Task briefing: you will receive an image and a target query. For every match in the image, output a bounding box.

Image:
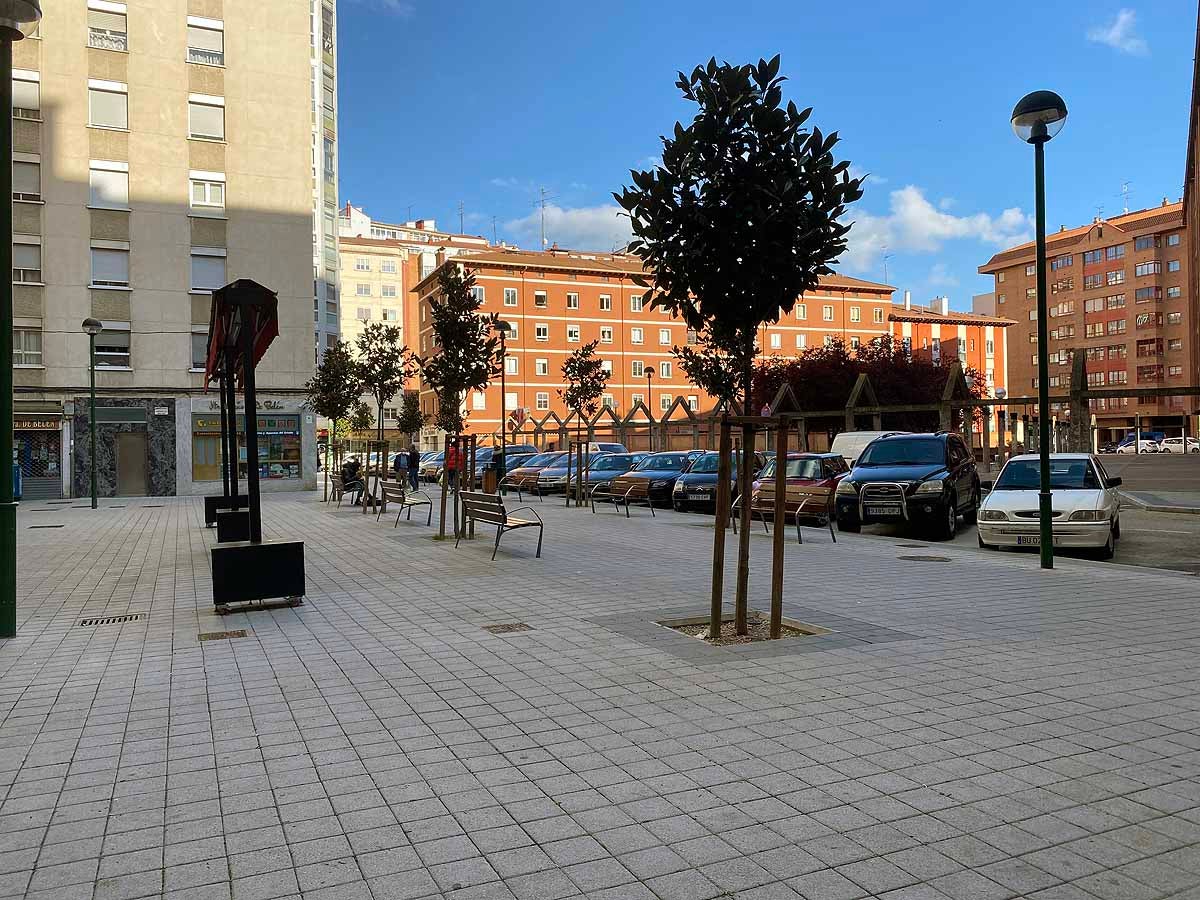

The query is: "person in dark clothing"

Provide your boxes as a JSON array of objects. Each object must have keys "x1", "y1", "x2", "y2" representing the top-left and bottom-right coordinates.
[
  {"x1": 341, "y1": 457, "x2": 364, "y2": 505},
  {"x1": 393, "y1": 450, "x2": 409, "y2": 489},
  {"x1": 408, "y1": 446, "x2": 420, "y2": 491}
]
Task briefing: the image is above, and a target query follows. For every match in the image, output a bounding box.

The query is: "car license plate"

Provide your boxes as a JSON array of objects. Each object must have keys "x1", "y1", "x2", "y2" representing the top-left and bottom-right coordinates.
[
  {"x1": 866, "y1": 504, "x2": 901, "y2": 516},
  {"x1": 1017, "y1": 535, "x2": 1062, "y2": 546},
  {"x1": 688, "y1": 493, "x2": 709, "y2": 500}
]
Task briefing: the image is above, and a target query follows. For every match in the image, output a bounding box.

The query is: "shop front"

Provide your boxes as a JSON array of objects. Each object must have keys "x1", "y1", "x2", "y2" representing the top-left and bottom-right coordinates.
[{"x1": 13, "y1": 412, "x2": 64, "y2": 500}]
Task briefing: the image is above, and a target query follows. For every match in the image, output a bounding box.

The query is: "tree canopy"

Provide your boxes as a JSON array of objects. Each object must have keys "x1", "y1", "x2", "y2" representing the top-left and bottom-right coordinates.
[
  {"x1": 355, "y1": 323, "x2": 413, "y2": 442},
  {"x1": 559, "y1": 340, "x2": 610, "y2": 421},
  {"x1": 304, "y1": 339, "x2": 362, "y2": 436}
]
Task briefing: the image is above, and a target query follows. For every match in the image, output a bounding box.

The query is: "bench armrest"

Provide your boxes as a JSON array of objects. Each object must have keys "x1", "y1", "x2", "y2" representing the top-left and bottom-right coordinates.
[{"x1": 505, "y1": 505, "x2": 543, "y2": 524}]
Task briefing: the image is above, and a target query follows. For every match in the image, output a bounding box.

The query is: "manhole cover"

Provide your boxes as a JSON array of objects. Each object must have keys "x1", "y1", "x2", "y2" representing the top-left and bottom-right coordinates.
[
  {"x1": 79, "y1": 614, "x2": 145, "y2": 627},
  {"x1": 29, "y1": 524, "x2": 63, "y2": 529},
  {"x1": 199, "y1": 630, "x2": 247, "y2": 641},
  {"x1": 482, "y1": 623, "x2": 533, "y2": 635},
  {"x1": 897, "y1": 555, "x2": 951, "y2": 562}
]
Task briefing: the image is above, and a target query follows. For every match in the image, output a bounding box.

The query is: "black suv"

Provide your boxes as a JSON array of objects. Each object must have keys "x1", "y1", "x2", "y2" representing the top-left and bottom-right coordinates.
[{"x1": 834, "y1": 432, "x2": 979, "y2": 540}]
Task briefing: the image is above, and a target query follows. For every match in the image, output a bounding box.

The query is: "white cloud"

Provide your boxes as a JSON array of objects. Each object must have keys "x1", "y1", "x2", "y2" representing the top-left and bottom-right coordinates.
[
  {"x1": 927, "y1": 262, "x2": 959, "y2": 288},
  {"x1": 489, "y1": 176, "x2": 527, "y2": 190},
  {"x1": 850, "y1": 165, "x2": 886, "y2": 186},
  {"x1": 343, "y1": 0, "x2": 415, "y2": 14},
  {"x1": 504, "y1": 203, "x2": 632, "y2": 251},
  {"x1": 1087, "y1": 8, "x2": 1148, "y2": 55},
  {"x1": 841, "y1": 185, "x2": 1032, "y2": 273}
]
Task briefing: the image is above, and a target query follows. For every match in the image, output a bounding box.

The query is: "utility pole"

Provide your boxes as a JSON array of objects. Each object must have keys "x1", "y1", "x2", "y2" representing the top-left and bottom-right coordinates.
[
  {"x1": 491, "y1": 215, "x2": 498, "y2": 246},
  {"x1": 458, "y1": 201, "x2": 464, "y2": 235}
]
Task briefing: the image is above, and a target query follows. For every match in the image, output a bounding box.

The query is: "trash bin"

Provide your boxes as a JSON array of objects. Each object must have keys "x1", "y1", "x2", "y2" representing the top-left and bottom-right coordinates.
[{"x1": 482, "y1": 464, "x2": 498, "y2": 494}]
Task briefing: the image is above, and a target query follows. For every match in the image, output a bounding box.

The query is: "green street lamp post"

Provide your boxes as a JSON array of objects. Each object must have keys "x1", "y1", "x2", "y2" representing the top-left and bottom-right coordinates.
[
  {"x1": 0, "y1": 1, "x2": 43, "y2": 641},
  {"x1": 1011, "y1": 90, "x2": 1068, "y2": 570},
  {"x1": 645, "y1": 368, "x2": 653, "y2": 452},
  {"x1": 495, "y1": 320, "x2": 510, "y2": 484},
  {"x1": 82, "y1": 318, "x2": 102, "y2": 509}
]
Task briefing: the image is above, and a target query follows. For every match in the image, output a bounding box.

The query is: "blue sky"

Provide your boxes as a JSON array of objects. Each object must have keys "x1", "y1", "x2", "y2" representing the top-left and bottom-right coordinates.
[{"x1": 337, "y1": 1, "x2": 1194, "y2": 310}]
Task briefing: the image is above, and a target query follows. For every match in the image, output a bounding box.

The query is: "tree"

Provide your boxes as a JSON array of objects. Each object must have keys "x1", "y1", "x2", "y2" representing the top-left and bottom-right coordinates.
[
  {"x1": 304, "y1": 340, "x2": 363, "y2": 500},
  {"x1": 355, "y1": 323, "x2": 413, "y2": 443},
  {"x1": 559, "y1": 341, "x2": 610, "y2": 504},
  {"x1": 395, "y1": 390, "x2": 426, "y2": 443},
  {"x1": 349, "y1": 401, "x2": 374, "y2": 438},
  {"x1": 615, "y1": 55, "x2": 864, "y2": 636}
]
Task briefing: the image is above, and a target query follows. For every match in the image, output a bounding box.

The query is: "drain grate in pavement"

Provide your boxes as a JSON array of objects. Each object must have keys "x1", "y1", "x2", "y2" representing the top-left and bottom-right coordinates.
[
  {"x1": 898, "y1": 555, "x2": 951, "y2": 562},
  {"x1": 29, "y1": 524, "x2": 64, "y2": 529},
  {"x1": 897, "y1": 543, "x2": 927, "y2": 548},
  {"x1": 482, "y1": 623, "x2": 533, "y2": 635},
  {"x1": 199, "y1": 630, "x2": 247, "y2": 641},
  {"x1": 144, "y1": 504, "x2": 164, "y2": 508},
  {"x1": 79, "y1": 614, "x2": 145, "y2": 627}
]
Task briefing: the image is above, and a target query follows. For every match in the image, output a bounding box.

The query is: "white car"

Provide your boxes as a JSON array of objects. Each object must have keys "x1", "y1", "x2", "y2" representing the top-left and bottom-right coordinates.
[
  {"x1": 1115, "y1": 440, "x2": 1160, "y2": 454},
  {"x1": 976, "y1": 453, "x2": 1121, "y2": 558},
  {"x1": 1158, "y1": 437, "x2": 1200, "y2": 454}
]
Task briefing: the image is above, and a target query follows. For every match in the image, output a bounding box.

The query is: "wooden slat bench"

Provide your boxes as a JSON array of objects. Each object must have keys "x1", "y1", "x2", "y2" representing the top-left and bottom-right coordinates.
[
  {"x1": 457, "y1": 491, "x2": 544, "y2": 559},
  {"x1": 376, "y1": 482, "x2": 433, "y2": 527},
  {"x1": 589, "y1": 479, "x2": 655, "y2": 518}
]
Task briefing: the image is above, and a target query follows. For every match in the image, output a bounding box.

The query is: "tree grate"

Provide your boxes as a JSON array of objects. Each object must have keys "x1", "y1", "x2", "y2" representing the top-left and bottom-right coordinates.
[
  {"x1": 199, "y1": 630, "x2": 247, "y2": 642},
  {"x1": 482, "y1": 623, "x2": 533, "y2": 635},
  {"x1": 79, "y1": 614, "x2": 145, "y2": 627}
]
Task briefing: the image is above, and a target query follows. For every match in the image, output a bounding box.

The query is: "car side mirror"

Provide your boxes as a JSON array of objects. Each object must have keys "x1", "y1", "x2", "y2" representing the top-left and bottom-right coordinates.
[
  {"x1": 1106, "y1": 476, "x2": 1122, "y2": 488},
  {"x1": 980, "y1": 480, "x2": 993, "y2": 495}
]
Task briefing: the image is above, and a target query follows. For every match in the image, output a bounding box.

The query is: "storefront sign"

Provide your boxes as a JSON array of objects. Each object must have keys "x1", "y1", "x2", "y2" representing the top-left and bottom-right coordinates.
[
  {"x1": 14, "y1": 417, "x2": 60, "y2": 431},
  {"x1": 201, "y1": 399, "x2": 286, "y2": 412}
]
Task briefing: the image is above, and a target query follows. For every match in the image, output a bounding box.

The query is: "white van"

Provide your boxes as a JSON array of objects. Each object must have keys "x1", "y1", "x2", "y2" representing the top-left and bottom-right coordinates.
[{"x1": 830, "y1": 430, "x2": 904, "y2": 466}]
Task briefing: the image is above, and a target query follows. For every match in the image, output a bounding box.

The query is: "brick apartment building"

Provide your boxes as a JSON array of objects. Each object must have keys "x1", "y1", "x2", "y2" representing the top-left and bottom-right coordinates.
[
  {"x1": 413, "y1": 248, "x2": 1012, "y2": 450},
  {"x1": 980, "y1": 201, "x2": 1193, "y2": 438}
]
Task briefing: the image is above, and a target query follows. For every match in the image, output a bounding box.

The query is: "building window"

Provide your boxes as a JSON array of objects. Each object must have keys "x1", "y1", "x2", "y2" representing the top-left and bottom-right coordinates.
[
  {"x1": 190, "y1": 332, "x2": 209, "y2": 370},
  {"x1": 87, "y1": 3, "x2": 127, "y2": 52},
  {"x1": 535, "y1": 323, "x2": 548, "y2": 341},
  {"x1": 535, "y1": 392, "x2": 549, "y2": 411},
  {"x1": 189, "y1": 173, "x2": 225, "y2": 214},
  {"x1": 631, "y1": 360, "x2": 644, "y2": 378},
  {"x1": 1083, "y1": 250, "x2": 1103, "y2": 265},
  {"x1": 630, "y1": 327, "x2": 643, "y2": 344},
  {"x1": 188, "y1": 95, "x2": 225, "y2": 140},
  {"x1": 1168, "y1": 365, "x2": 1183, "y2": 378},
  {"x1": 631, "y1": 393, "x2": 644, "y2": 407},
  {"x1": 600, "y1": 360, "x2": 612, "y2": 375},
  {"x1": 567, "y1": 324, "x2": 580, "y2": 342},
  {"x1": 602, "y1": 395, "x2": 615, "y2": 410},
  {"x1": 472, "y1": 391, "x2": 486, "y2": 410},
  {"x1": 873, "y1": 307, "x2": 884, "y2": 323},
  {"x1": 1135, "y1": 261, "x2": 1161, "y2": 277},
  {"x1": 599, "y1": 294, "x2": 611, "y2": 311},
  {"x1": 1025, "y1": 264, "x2": 1036, "y2": 275},
  {"x1": 1167, "y1": 312, "x2": 1183, "y2": 326},
  {"x1": 12, "y1": 159, "x2": 38, "y2": 202},
  {"x1": 659, "y1": 361, "x2": 671, "y2": 378},
  {"x1": 11, "y1": 239, "x2": 39, "y2": 283},
  {"x1": 95, "y1": 329, "x2": 131, "y2": 367},
  {"x1": 566, "y1": 292, "x2": 579, "y2": 309},
  {"x1": 1108, "y1": 293, "x2": 1127, "y2": 309},
  {"x1": 599, "y1": 326, "x2": 613, "y2": 343},
  {"x1": 797, "y1": 304, "x2": 807, "y2": 320},
  {"x1": 88, "y1": 80, "x2": 128, "y2": 130},
  {"x1": 769, "y1": 333, "x2": 781, "y2": 349},
  {"x1": 355, "y1": 257, "x2": 370, "y2": 271},
  {"x1": 1169, "y1": 338, "x2": 1184, "y2": 352},
  {"x1": 997, "y1": 271, "x2": 1007, "y2": 282},
  {"x1": 1135, "y1": 235, "x2": 1160, "y2": 251},
  {"x1": 381, "y1": 259, "x2": 396, "y2": 274},
  {"x1": 382, "y1": 308, "x2": 398, "y2": 322},
  {"x1": 535, "y1": 358, "x2": 548, "y2": 376},
  {"x1": 822, "y1": 305, "x2": 834, "y2": 321},
  {"x1": 355, "y1": 283, "x2": 370, "y2": 297},
  {"x1": 1168, "y1": 233, "x2": 1181, "y2": 246},
  {"x1": 12, "y1": 71, "x2": 39, "y2": 120},
  {"x1": 190, "y1": 250, "x2": 226, "y2": 292},
  {"x1": 381, "y1": 284, "x2": 397, "y2": 298},
  {"x1": 187, "y1": 18, "x2": 225, "y2": 66},
  {"x1": 659, "y1": 328, "x2": 670, "y2": 345},
  {"x1": 534, "y1": 291, "x2": 547, "y2": 308},
  {"x1": 90, "y1": 247, "x2": 128, "y2": 287},
  {"x1": 1083, "y1": 274, "x2": 1103, "y2": 290},
  {"x1": 823, "y1": 335, "x2": 833, "y2": 347},
  {"x1": 849, "y1": 306, "x2": 861, "y2": 323},
  {"x1": 1107, "y1": 319, "x2": 1127, "y2": 335},
  {"x1": 13, "y1": 328, "x2": 41, "y2": 366},
  {"x1": 630, "y1": 295, "x2": 643, "y2": 312},
  {"x1": 470, "y1": 286, "x2": 485, "y2": 304},
  {"x1": 997, "y1": 294, "x2": 1005, "y2": 304},
  {"x1": 1106, "y1": 270, "x2": 1125, "y2": 286},
  {"x1": 985, "y1": 339, "x2": 994, "y2": 355},
  {"x1": 850, "y1": 336, "x2": 860, "y2": 350},
  {"x1": 503, "y1": 288, "x2": 518, "y2": 306},
  {"x1": 660, "y1": 395, "x2": 672, "y2": 412},
  {"x1": 1168, "y1": 260, "x2": 1181, "y2": 273},
  {"x1": 1135, "y1": 287, "x2": 1160, "y2": 303},
  {"x1": 795, "y1": 334, "x2": 806, "y2": 349},
  {"x1": 504, "y1": 357, "x2": 518, "y2": 375},
  {"x1": 1105, "y1": 245, "x2": 1125, "y2": 261},
  {"x1": 502, "y1": 321, "x2": 516, "y2": 339},
  {"x1": 1050, "y1": 255, "x2": 1072, "y2": 270}
]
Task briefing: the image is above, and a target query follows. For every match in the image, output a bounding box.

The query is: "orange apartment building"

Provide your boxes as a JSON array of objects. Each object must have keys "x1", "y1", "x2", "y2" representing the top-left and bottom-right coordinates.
[
  {"x1": 980, "y1": 200, "x2": 1195, "y2": 438},
  {"x1": 412, "y1": 248, "x2": 1012, "y2": 450}
]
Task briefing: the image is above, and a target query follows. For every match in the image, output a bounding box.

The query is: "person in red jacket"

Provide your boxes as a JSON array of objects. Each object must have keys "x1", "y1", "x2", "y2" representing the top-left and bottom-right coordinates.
[{"x1": 445, "y1": 439, "x2": 461, "y2": 490}]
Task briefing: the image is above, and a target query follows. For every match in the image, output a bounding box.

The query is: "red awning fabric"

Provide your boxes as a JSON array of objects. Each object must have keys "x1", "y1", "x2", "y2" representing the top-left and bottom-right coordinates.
[{"x1": 203, "y1": 279, "x2": 280, "y2": 391}]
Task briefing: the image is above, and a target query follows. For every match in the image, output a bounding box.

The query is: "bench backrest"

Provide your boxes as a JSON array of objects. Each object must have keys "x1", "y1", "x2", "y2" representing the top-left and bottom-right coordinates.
[
  {"x1": 460, "y1": 490, "x2": 509, "y2": 525},
  {"x1": 381, "y1": 483, "x2": 408, "y2": 502}
]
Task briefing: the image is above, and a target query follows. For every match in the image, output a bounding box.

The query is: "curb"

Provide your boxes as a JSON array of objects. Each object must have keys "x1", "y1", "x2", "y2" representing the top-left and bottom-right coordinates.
[{"x1": 1118, "y1": 491, "x2": 1200, "y2": 516}]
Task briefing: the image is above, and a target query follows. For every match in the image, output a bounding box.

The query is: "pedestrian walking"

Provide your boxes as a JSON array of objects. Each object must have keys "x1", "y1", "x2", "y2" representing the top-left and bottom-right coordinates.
[
  {"x1": 393, "y1": 449, "x2": 409, "y2": 491},
  {"x1": 408, "y1": 445, "x2": 420, "y2": 491},
  {"x1": 445, "y1": 439, "x2": 461, "y2": 491}
]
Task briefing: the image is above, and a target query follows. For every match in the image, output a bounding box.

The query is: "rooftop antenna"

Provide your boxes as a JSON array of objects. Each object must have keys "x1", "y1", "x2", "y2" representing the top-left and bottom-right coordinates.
[
  {"x1": 1095, "y1": 204, "x2": 1104, "y2": 221},
  {"x1": 1120, "y1": 181, "x2": 1132, "y2": 214},
  {"x1": 491, "y1": 215, "x2": 498, "y2": 245},
  {"x1": 406, "y1": 204, "x2": 413, "y2": 221},
  {"x1": 881, "y1": 245, "x2": 895, "y2": 284},
  {"x1": 537, "y1": 187, "x2": 557, "y2": 249},
  {"x1": 458, "y1": 200, "x2": 465, "y2": 235}
]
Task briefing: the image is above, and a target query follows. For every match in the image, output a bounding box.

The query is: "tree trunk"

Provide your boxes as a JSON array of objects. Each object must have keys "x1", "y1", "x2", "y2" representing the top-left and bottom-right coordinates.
[
  {"x1": 769, "y1": 417, "x2": 787, "y2": 638},
  {"x1": 438, "y1": 433, "x2": 450, "y2": 539},
  {"x1": 709, "y1": 415, "x2": 732, "y2": 639},
  {"x1": 734, "y1": 339, "x2": 754, "y2": 635}
]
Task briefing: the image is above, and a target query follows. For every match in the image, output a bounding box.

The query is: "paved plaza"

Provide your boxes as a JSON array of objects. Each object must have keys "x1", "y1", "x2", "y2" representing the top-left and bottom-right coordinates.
[{"x1": 2, "y1": 490, "x2": 1200, "y2": 900}]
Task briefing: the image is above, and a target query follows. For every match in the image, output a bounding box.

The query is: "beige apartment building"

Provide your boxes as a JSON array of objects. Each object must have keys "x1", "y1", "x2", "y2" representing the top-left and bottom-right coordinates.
[{"x1": 11, "y1": 1, "x2": 326, "y2": 499}]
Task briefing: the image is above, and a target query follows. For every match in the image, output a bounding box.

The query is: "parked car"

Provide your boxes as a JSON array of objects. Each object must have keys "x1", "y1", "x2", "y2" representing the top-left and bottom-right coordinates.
[
  {"x1": 584, "y1": 442, "x2": 628, "y2": 454},
  {"x1": 536, "y1": 452, "x2": 610, "y2": 494},
  {"x1": 1115, "y1": 440, "x2": 1161, "y2": 454},
  {"x1": 671, "y1": 450, "x2": 765, "y2": 512},
  {"x1": 419, "y1": 451, "x2": 445, "y2": 482},
  {"x1": 502, "y1": 452, "x2": 568, "y2": 493},
  {"x1": 583, "y1": 453, "x2": 646, "y2": 490},
  {"x1": 835, "y1": 432, "x2": 980, "y2": 540},
  {"x1": 749, "y1": 452, "x2": 849, "y2": 520},
  {"x1": 606, "y1": 451, "x2": 697, "y2": 506},
  {"x1": 977, "y1": 453, "x2": 1121, "y2": 558},
  {"x1": 1098, "y1": 441, "x2": 1119, "y2": 454},
  {"x1": 1158, "y1": 437, "x2": 1200, "y2": 454},
  {"x1": 830, "y1": 430, "x2": 905, "y2": 466}
]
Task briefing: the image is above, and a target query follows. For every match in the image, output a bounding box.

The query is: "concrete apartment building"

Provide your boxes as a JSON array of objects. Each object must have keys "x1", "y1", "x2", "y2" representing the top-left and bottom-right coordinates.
[
  {"x1": 11, "y1": 1, "x2": 325, "y2": 500},
  {"x1": 980, "y1": 201, "x2": 1193, "y2": 437},
  {"x1": 412, "y1": 248, "x2": 1011, "y2": 450},
  {"x1": 312, "y1": 0, "x2": 340, "y2": 359}
]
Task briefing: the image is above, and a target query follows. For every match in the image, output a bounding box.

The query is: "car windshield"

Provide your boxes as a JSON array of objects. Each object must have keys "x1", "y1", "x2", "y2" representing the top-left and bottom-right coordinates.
[
  {"x1": 520, "y1": 453, "x2": 559, "y2": 468},
  {"x1": 760, "y1": 458, "x2": 824, "y2": 479},
  {"x1": 994, "y1": 459, "x2": 1100, "y2": 491},
  {"x1": 635, "y1": 454, "x2": 689, "y2": 471},
  {"x1": 687, "y1": 453, "x2": 722, "y2": 474},
  {"x1": 425, "y1": 453, "x2": 443, "y2": 464},
  {"x1": 591, "y1": 456, "x2": 632, "y2": 471},
  {"x1": 474, "y1": 448, "x2": 494, "y2": 462},
  {"x1": 857, "y1": 439, "x2": 944, "y2": 467}
]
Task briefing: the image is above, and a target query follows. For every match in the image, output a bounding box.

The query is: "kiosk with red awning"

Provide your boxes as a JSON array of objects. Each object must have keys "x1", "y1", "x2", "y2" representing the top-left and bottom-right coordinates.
[{"x1": 205, "y1": 279, "x2": 305, "y2": 612}]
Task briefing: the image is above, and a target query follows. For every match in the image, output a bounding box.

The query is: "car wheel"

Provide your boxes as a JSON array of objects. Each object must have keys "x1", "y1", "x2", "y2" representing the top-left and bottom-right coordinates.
[
  {"x1": 963, "y1": 486, "x2": 979, "y2": 525},
  {"x1": 1112, "y1": 516, "x2": 1121, "y2": 540},
  {"x1": 930, "y1": 497, "x2": 957, "y2": 541},
  {"x1": 1098, "y1": 528, "x2": 1116, "y2": 560},
  {"x1": 837, "y1": 518, "x2": 861, "y2": 534},
  {"x1": 673, "y1": 501, "x2": 686, "y2": 513},
  {"x1": 977, "y1": 533, "x2": 996, "y2": 551}
]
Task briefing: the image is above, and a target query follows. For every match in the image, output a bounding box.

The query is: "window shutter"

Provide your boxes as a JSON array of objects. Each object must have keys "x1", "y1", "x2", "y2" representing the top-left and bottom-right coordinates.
[
  {"x1": 12, "y1": 78, "x2": 37, "y2": 111},
  {"x1": 13, "y1": 161, "x2": 39, "y2": 196},
  {"x1": 191, "y1": 255, "x2": 226, "y2": 290},
  {"x1": 91, "y1": 248, "x2": 128, "y2": 283},
  {"x1": 189, "y1": 103, "x2": 224, "y2": 139},
  {"x1": 13, "y1": 244, "x2": 40, "y2": 270},
  {"x1": 187, "y1": 25, "x2": 223, "y2": 52},
  {"x1": 90, "y1": 89, "x2": 128, "y2": 129}
]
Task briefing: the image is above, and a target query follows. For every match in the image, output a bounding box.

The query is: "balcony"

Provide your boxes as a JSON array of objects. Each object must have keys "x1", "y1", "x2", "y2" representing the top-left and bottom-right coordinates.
[
  {"x1": 188, "y1": 47, "x2": 224, "y2": 66},
  {"x1": 88, "y1": 28, "x2": 128, "y2": 52}
]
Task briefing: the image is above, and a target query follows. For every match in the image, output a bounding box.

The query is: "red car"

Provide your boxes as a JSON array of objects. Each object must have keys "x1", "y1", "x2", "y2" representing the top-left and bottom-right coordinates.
[{"x1": 750, "y1": 452, "x2": 849, "y2": 520}]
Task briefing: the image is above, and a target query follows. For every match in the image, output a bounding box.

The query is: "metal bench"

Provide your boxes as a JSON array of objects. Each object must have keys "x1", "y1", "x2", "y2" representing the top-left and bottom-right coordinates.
[
  {"x1": 457, "y1": 491, "x2": 544, "y2": 559},
  {"x1": 497, "y1": 473, "x2": 543, "y2": 502},
  {"x1": 329, "y1": 474, "x2": 346, "y2": 506},
  {"x1": 731, "y1": 489, "x2": 837, "y2": 544},
  {"x1": 377, "y1": 482, "x2": 433, "y2": 527},
  {"x1": 589, "y1": 480, "x2": 655, "y2": 517}
]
